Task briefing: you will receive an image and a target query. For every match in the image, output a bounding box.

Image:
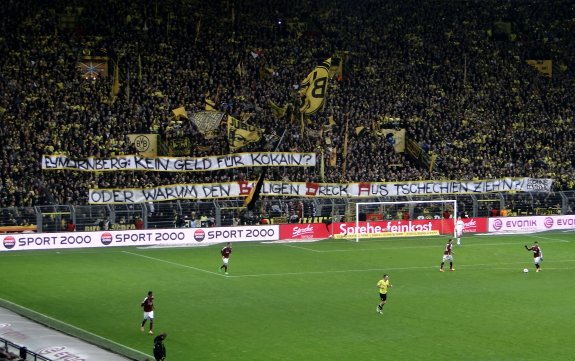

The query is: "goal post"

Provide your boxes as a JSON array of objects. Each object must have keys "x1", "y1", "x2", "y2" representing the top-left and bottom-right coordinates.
[{"x1": 353, "y1": 200, "x2": 458, "y2": 242}]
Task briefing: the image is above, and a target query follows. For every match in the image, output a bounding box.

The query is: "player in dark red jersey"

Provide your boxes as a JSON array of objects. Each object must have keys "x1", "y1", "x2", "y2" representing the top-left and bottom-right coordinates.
[
  {"x1": 219, "y1": 242, "x2": 232, "y2": 275},
  {"x1": 439, "y1": 238, "x2": 455, "y2": 272},
  {"x1": 525, "y1": 241, "x2": 543, "y2": 272},
  {"x1": 141, "y1": 291, "x2": 155, "y2": 334}
]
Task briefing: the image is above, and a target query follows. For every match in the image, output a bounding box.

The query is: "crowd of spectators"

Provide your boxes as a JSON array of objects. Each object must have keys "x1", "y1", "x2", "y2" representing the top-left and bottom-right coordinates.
[{"x1": 1, "y1": 0, "x2": 574, "y2": 208}]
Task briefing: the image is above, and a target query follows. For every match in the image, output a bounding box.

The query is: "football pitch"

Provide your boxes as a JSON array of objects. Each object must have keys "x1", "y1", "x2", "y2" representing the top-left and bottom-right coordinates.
[{"x1": 1, "y1": 231, "x2": 575, "y2": 361}]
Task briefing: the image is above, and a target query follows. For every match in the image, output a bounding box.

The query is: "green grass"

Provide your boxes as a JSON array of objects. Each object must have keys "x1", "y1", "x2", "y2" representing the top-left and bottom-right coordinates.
[{"x1": 1, "y1": 231, "x2": 575, "y2": 361}]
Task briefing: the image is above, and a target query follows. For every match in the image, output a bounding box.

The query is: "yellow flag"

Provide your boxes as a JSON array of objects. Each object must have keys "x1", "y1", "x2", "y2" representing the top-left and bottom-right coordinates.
[
  {"x1": 205, "y1": 98, "x2": 216, "y2": 111},
  {"x1": 235, "y1": 61, "x2": 246, "y2": 78},
  {"x1": 343, "y1": 119, "x2": 349, "y2": 158},
  {"x1": 138, "y1": 54, "x2": 142, "y2": 81},
  {"x1": 320, "y1": 150, "x2": 325, "y2": 181},
  {"x1": 342, "y1": 118, "x2": 349, "y2": 174},
  {"x1": 329, "y1": 147, "x2": 337, "y2": 167},
  {"x1": 111, "y1": 61, "x2": 120, "y2": 97},
  {"x1": 526, "y1": 60, "x2": 552, "y2": 78},
  {"x1": 172, "y1": 107, "x2": 188, "y2": 119},
  {"x1": 300, "y1": 58, "x2": 331, "y2": 114},
  {"x1": 269, "y1": 100, "x2": 288, "y2": 119}
]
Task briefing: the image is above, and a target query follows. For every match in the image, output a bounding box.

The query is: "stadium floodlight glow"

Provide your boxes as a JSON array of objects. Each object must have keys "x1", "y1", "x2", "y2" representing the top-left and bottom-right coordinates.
[{"x1": 353, "y1": 200, "x2": 458, "y2": 242}]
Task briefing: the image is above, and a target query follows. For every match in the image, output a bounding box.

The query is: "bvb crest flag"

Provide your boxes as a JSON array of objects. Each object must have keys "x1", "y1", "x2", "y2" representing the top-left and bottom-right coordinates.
[{"x1": 299, "y1": 58, "x2": 331, "y2": 115}]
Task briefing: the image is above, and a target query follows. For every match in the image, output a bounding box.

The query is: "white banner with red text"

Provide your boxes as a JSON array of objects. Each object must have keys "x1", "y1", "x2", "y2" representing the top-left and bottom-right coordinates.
[{"x1": 88, "y1": 178, "x2": 553, "y2": 204}]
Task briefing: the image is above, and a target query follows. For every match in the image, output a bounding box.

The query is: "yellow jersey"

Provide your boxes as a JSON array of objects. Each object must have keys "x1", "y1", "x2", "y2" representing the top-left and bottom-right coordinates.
[{"x1": 377, "y1": 279, "x2": 391, "y2": 294}]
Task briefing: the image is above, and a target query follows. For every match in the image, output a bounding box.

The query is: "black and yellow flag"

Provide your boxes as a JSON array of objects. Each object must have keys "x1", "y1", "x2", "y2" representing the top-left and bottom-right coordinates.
[
  {"x1": 342, "y1": 118, "x2": 349, "y2": 173},
  {"x1": 526, "y1": 60, "x2": 552, "y2": 78},
  {"x1": 111, "y1": 61, "x2": 120, "y2": 97},
  {"x1": 227, "y1": 116, "x2": 264, "y2": 152},
  {"x1": 243, "y1": 169, "x2": 266, "y2": 210},
  {"x1": 355, "y1": 126, "x2": 366, "y2": 136},
  {"x1": 138, "y1": 54, "x2": 142, "y2": 81},
  {"x1": 236, "y1": 61, "x2": 246, "y2": 78},
  {"x1": 299, "y1": 58, "x2": 331, "y2": 115},
  {"x1": 205, "y1": 98, "x2": 216, "y2": 111},
  {"x1": 269, "y1": 100, "x2": 288, "y2": 119}
]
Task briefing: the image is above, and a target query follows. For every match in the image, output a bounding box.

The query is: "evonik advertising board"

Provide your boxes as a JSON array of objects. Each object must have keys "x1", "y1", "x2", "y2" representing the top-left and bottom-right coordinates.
[
  {"x1": 1, "y1": 225, "x2": 279, "y2": 251},
  {"x1": 489, "y1": 215, "x2": 575, "y2": 233}
]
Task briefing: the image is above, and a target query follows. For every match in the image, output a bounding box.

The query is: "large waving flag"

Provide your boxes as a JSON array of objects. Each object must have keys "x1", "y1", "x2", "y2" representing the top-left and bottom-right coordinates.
[
  {"x1": 243, "y1": 169, "x2": 266, "y2": 211},
  {"x1": 227, "y1": 116, "x2": 263, "y2": 152},
  {"x1": 299, "y1": 58, "x2": 331, "y2": 115}
]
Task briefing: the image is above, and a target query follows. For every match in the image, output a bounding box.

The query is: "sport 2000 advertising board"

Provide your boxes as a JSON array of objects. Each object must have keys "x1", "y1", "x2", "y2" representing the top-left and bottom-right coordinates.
[{"x1": 1, "y1": 225, "x2": 279, "y2": 252}]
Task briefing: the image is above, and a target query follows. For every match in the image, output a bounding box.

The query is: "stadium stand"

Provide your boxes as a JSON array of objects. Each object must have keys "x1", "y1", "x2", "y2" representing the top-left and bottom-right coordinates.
[{"x1": 0, "y1": 0, "x2": 573, "y2": 213}]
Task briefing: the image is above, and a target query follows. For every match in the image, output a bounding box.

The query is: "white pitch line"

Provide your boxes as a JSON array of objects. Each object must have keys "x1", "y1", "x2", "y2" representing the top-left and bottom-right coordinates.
[
  {"x1": 281, "y1": 244, "x2": 322, "y2": 252},
  {"x1": 526, "y1": 234, "x2": 571, "y2": 243},
  {"x1": 221, "y1": 259, "x2": 575, "y2": 278},
  {"x1": 0, "y1": 298, "x2": 151, "y2": 359},
  {"x1": 123, "y1": 250, "x2": 575, "y2": 278},
  {"x1": 286, "y1": 238, "x2": 571, "y2": 253},
  {"x1": 122, "y1": 251, "x2": 223, "y2": 276}
]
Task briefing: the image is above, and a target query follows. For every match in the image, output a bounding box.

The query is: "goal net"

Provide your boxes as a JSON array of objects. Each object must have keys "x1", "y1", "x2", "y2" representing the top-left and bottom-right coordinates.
[{"x1": 348, "y1": 200, "x2": 458, "y2": 242}]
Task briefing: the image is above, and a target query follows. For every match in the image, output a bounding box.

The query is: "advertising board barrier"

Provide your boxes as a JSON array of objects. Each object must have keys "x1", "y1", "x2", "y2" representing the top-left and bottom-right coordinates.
[
  {"x1": 489, "y1": 215, "x2": 575, "y2": 233},
  {"x1": 278, "y1": 218, "x2": 488, "y2": 241},
  {"x1": 11, "y1": 214, "x2": 575, "y2": 250},
  {"x1": 1, "y1": 225, "x2": 279, "y2": 252},
  {"x1": 279, "y1": 223, "x2": 332, "y2": 240}
]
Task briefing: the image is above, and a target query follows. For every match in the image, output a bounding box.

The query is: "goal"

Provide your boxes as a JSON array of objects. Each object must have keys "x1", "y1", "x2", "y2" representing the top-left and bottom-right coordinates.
[{"x1": 352, "y1": 200, "x2": 458, "y2": 242}]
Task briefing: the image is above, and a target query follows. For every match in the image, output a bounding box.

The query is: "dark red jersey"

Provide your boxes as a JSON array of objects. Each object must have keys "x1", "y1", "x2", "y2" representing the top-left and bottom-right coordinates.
[
  {"x1": 528, "y1": 245, "x2": 542, "y2": 258},
  {"x1": 221, "y1": 246, "x2": 232, "y2": 259},
  {"x1": 142, "y1": 296, "x2": 154, "y2": 312},
  {"x1": 443, "y1": 242, "x2": 452, "y2": 256}
]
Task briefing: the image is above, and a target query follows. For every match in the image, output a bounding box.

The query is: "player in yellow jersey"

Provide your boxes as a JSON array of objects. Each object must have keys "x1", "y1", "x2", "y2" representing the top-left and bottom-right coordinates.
[{"x1": 376, "y1": 274, "x2": 392, "y2": 315}]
